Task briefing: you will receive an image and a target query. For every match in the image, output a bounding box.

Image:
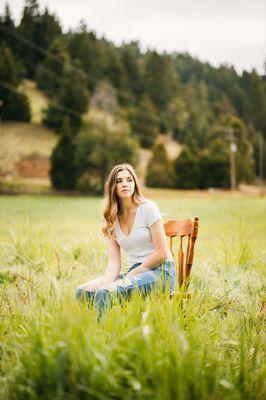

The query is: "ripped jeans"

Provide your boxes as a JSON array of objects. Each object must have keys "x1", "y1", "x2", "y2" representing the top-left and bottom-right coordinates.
[{"x1": 76, "y1": 260, "x2": 176, "y2": 318}]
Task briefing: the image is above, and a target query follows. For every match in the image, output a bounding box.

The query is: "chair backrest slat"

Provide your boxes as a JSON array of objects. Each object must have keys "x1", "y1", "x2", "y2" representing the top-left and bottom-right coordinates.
[
  {"x1": 164, "y1": 217, "x2": 199, "y2": 293},
  {"x1": 178, "y1": 236, "x2": 184, "y2": 288}
]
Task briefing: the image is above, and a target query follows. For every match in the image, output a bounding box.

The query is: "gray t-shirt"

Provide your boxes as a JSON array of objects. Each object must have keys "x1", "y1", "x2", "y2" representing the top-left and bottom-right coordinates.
[{"x1": 114, "y1": 199, "x2": 174, "y2": 267}]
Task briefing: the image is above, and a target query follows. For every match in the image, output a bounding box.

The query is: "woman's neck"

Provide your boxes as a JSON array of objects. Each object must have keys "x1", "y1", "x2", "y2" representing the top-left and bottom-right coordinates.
[{"x1": 119, "y1": 198, "x2": 137, "y2": 215}]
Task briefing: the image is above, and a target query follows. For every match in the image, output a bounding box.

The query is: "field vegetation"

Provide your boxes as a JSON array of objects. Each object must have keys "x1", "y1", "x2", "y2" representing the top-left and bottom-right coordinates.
[{"x1": 0, "y1": 192, "x2": 265, "y2": 399}]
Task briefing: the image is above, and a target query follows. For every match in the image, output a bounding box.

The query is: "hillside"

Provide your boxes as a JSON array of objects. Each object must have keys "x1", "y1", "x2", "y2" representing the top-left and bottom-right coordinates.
[
  {"x1": 0, "y1": 122, "x2": 57, "y2": 179},
  {"x1": 0, "y1": 80, "x2": 181, "y2": 185},
  {"x1": 18, "y1": 79, "x2": 49, "y2": 124}
]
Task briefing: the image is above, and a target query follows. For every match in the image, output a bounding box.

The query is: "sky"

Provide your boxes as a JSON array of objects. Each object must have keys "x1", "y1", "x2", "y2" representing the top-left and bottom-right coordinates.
[{"x1": 1, "y1": 0, "x2": 266, "y2": 75}]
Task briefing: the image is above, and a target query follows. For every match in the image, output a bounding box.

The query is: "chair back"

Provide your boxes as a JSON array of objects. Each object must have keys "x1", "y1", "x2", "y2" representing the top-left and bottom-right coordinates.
[{"x1": 164, "y1": 217, "x2": 199, "y2": 291}]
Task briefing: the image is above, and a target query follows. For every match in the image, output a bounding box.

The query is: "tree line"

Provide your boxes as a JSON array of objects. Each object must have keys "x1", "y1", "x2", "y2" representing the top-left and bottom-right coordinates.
[{"x1": 0, "y1": 0, "x2": 265, "y2": 191}]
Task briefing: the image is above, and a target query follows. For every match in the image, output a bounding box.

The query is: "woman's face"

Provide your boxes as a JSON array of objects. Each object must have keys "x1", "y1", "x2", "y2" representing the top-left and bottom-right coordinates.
[{"x1": 115, "y1": 169, "x2": 135, "y2": 199}]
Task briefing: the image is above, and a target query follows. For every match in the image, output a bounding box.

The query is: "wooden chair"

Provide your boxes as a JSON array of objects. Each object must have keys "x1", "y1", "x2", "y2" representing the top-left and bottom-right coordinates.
[{"x1": 164, "y1": 217, "x2": 199, "y2": 297}]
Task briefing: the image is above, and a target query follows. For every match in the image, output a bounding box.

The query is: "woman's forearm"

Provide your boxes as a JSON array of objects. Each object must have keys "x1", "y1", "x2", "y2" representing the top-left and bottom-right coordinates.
[
  {"x1": 104, "y1": 263, "x2": 122, "y2": 282},
  {"x1": 126, "y1": 251, "x2": 167, "y2": 276}
]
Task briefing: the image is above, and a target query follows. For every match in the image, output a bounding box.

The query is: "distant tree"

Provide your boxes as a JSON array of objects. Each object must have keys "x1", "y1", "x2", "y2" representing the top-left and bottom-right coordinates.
[
  {"x1": 246, "y1": 70, "x2": 266, "y2": 134},
  {"x1": 0, "y1": 46, "x2": 30, "y2": 121},
  {"x1": 228, "y1": 115, "x2": 255, "y2": 183},
  {"x1": 43, "y1": 61, "x2": 89, "y2": 132},
  {"x1": 50, "y1": 117, "x2": 77, "y2": 190},
  {"x1": 17, "y1": 0, "x2": 61, "y2": 77},
  {"x1": 161, "y1": 96, "x2": 189, "y2": 136},
  {"x1": 36, "y1": 38, "x2": 69, "y2": 96},
  {"x1": 173, "y1": 147, "x2": 201, "y2": 189},
  {"x1": 120, "y1": 42, "x2": 143, "y2": 102},
  {"x1": 144, "y1": 51, "x2": 178, "y2": 111},
  {"x1": 1, "y1": 91, "x2": 30, "y2": 121},
  {"x1": 146, "y1": 142, "x2": 175, "y2": 188},
  {"x1": 130, "y1": 95, "x2": 159, "y2": 149},
  {"x1": 104, "y1": 45, "x2": 127, "y2": 94},
  {"x1": 0, "y1": 3, "x2": 17, "y2": 51},
  {"x1": 66, "y1": 21, "x2": 105, "y2": 91},
  {"x1": 17, "y1": 0, "x2": 41, "y2": 77},
  {"x1": 74, "y1": 121, "x2": 139, "y2": 194},
  {"x1": 34, "y1": 7, "x2": 61, "y2": 54},
  {"x1": 198, "y1": 141, "x2": 230, "y2": 188}
]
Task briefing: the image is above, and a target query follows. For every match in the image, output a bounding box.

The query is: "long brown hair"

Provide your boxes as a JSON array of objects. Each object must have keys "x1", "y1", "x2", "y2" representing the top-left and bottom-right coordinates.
[{"x1": 102, "y1": 164, "x2": 144, "y2": 237}]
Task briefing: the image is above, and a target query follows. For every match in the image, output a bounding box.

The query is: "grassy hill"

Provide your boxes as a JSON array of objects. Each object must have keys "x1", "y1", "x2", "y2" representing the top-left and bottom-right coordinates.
[
  {"x1": 0, "y1": 80, "x2": 182, "y2": 191},
  {"x1": 18, "y1": 79, "x2": 49, "y2": 124}
]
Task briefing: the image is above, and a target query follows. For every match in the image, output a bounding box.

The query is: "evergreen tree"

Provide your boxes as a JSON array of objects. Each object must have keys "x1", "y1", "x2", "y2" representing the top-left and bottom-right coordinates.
[
  {"x1": 146, "y1": 142, "x2": 175, "y2": 188},
  {"x1": 36, "y1": 38, "x2": 69, "y2": 96},
  {"x1": 67, "y1": 21, "x2": 105, "y2": 91},
  {"x1": 17, "y1": 0, "x2": 40, "y2": 77},
  {"x1": 198, "y1": 141, "x2": 230, "y2": 188},
  {"x1": 0, "y1": 3, "x2": 17, "y2": 51},
  {"x1": 18, "y1": 0, "x2": 61, "y2": 77},
  {"x1": 0, "y1": 46, "x2": 30, "y2": 121},
  {"x1": 130, "y1": 95, "x2": 159, "y2": 149},
  {"x1": 34, "y1": 7, "x2": 61, "y2": 53},
  {"x1": 144, "y1": 51, "x2": 178, "y2": 111},
  {"x1": 43, "y1": 61, "x2": 89, "y2": 132},
  {"x1": 50, "y1": 117, "x2": 77, "y2": 190},
  {"x1": 120, "y1": 42, "x2": 143, "y2": 102},
  {"x1": 174, "y1": 147, "x2": 201, "y2": 189}
]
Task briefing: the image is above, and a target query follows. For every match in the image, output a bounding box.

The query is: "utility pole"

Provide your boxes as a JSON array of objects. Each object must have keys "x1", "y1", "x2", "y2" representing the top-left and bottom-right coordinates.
[{"x1": 228, "y1": 127, "x2": 237, "y2": 191}]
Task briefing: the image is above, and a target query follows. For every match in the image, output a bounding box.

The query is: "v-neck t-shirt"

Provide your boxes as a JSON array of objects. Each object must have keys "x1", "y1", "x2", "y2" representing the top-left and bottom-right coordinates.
[{"x1": 114, "y1": 200, "x2": 174, "y2": 267}]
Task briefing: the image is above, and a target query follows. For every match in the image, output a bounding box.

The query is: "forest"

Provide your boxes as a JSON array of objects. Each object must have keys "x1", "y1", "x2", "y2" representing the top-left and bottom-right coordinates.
[{"x1": 0, "y1": 0, "x2": 265, "y2": 191}]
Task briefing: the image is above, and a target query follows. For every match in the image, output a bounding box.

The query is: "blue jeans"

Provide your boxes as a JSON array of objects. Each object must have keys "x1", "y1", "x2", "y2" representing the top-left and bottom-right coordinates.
[{"x1": 76, "y1": 260, "x2": 176, "y2": 319}]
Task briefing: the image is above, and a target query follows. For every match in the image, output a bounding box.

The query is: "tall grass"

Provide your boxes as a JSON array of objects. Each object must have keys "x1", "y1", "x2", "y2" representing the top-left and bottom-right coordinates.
[{"x1": 0, "y1": 194, "x2": 265, "y2": 399}]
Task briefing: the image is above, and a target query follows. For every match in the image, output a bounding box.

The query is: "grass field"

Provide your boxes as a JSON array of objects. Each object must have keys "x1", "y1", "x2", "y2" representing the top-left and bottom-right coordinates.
[{"x1": 0, "y1": 192, "x2": 265, "y2": 399}]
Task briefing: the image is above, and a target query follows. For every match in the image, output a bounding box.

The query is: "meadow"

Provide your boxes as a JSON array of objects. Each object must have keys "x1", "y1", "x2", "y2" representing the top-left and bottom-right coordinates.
[{"x1": 0, "y1": 191, "x2": 265, "y2": 400}]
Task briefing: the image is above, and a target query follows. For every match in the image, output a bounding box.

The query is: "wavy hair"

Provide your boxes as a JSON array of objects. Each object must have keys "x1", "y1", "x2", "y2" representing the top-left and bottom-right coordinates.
[{"x1": 102, "y1": 164, "x2": 145, "y2": 237}]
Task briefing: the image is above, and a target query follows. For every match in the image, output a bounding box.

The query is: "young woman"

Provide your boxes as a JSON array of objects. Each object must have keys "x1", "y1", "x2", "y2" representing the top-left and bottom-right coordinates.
[{"x1": 76, "y1": 163, "x2": 176, "y2": 317}]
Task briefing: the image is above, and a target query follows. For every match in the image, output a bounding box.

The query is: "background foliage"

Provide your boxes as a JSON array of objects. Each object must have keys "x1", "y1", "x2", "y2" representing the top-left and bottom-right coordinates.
[{"x1": 0, "y1": 0, "x2": 265, "y2": 191}]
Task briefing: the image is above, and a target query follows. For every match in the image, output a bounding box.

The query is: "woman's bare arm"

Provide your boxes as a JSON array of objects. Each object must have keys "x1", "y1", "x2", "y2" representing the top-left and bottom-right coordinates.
[
  {"x1": 103, "y1": 235, "x2": 122, "y2": 282},
  {"x1": 126, "y1": 220, "x2": 168, "y2": 276}
]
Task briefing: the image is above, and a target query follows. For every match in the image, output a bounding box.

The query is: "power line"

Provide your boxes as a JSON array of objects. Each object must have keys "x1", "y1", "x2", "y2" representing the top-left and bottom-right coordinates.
[
  {"x1": 0, "y1": 80, "x2": 83, "y2": 118},
  {"x1": 0, "y1": 23, "x2": 137, "y2": 102},
  {"x1": 0, "y1": 27, "x2": 161, "y2": 144},
  {"x1": 0, "y1": 79, "x2": 160, "y2": 145}
]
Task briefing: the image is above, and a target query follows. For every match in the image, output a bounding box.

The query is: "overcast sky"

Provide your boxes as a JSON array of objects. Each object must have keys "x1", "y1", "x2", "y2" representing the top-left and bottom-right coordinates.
[{"x1": 2, "y1": 0, "x2": 266, "y2": 74}]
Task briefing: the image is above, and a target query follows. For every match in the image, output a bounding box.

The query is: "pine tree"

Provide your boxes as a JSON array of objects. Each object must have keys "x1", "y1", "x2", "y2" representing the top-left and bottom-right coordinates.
[
  {"x1": 174, "y1": 147, "x2": 201, "y2": 189},
  {"x1": 43, "y1": 61, "x2": 89, "y2": 132},
  {"x1": 50, "y1": 117, "x2": 77, "y2": 190},
  {"x1": 0, "y1": 46, "x2": 30, "y2": 121},
  {"x1": 131, "y1": 95, "x2": 159, "y2": 149},
  {"x1": 144, "y1": 51, "x2": 178, "y2": 111},
  {"x1": 36, "y1": 38, "x2": 69, "y2": 95},
  {"x1": 18, "y1": 0, "x2": 61, "y2": 77},
  {"x1": 146, "y1": 142, "x2": 175, "y2": 188},
  {"x1": 0, "y1": 4, "x2": 17, "y2": 51},
  {"x1": 67, "y1": 22, "x2": 105, "y2": 91}
]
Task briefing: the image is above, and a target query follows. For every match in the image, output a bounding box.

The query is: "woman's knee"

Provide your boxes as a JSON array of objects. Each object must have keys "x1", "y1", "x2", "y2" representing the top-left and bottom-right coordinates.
[{"x1": 75, "y1": 287, "x2": 94, "y2": 302}]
